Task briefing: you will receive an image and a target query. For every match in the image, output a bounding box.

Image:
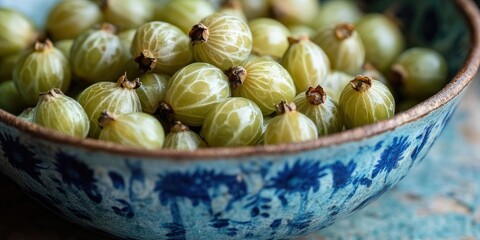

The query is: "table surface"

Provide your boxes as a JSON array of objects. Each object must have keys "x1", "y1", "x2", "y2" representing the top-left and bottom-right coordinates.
[{"x1": 1, "y1": 81, "x2": 479, "y2": 240}]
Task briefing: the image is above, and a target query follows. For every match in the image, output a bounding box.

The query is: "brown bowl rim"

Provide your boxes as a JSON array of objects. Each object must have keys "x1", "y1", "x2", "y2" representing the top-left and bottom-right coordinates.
[{"x1": 1, "y1": 0, "x2": 480, "y2": 161}]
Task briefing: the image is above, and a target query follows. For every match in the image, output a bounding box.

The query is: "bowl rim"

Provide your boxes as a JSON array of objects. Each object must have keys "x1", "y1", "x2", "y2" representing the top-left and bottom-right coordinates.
[{"x1": 1, "y1": 0, "x2": 480, "y2": 161}]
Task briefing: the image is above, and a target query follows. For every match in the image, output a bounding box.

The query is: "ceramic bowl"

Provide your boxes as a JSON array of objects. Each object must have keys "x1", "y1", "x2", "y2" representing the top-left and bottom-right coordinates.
[{"x1": 1, "y1": 0, "x2": 480, "y2": 239}]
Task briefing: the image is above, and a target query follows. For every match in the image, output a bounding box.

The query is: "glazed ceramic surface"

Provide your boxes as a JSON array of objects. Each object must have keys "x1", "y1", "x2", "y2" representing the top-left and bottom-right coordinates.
[{"x1": 0, "y1": 0, "x2": 477, "y2": 239}]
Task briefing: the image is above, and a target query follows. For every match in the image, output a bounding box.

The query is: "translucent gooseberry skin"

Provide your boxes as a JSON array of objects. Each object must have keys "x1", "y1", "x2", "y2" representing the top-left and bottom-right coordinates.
[
  {"x1": 98, "y1": 111, "x2": 164, "y2": 149},
  {"x1": 239, "y1": 0, "x2": 270, "y2": 20},
  {"x1": 229, "y1": 57, "x2": 296, "y2": 115},
  {"x1": 313, "y1": 23, "x2": 366, "y2": 75},
  {"x1": 0, "y1": 52, "x2": 21, "y2": 82},
  {"x1": 164, "y1": 121, "x2": 207, "y2": 150},
  {"x1": 339, "y1": 75, "x2": 395, "y2": 129},
  {"x1": 248, "y1": 18, "x2": 290, "y2": 59},
  {"x1": 155, "y1": 0, "x2": 215, "y2": 34},
  {"x1": 54, "y1": 39, "x2": 73, "y2": 60},
  {"x1": 131, "y1": 21, "x2": 192, "y2": 75},
  {"x1": 70, "y1": 24, "x2": 124, "y2": 83},
  {"x1": 322, "y1": 70, "x2": 354, "y2": 103},
  {"x1": 270, "y1": 0, "x2": 319, "y2": 26},
  {"x1": 356, "y1": 14, "x2": 405, "y2": 73},
  {"x1": 17, "y1": 107, "x2": 35, "y2": 122},
  {"x1": 0, "y1": 9, "x2": 36, "y2": 57},
  {"x1": 264, "y1": 102, "x2": 318, "y2": 145},
  {"x1": 312, "y1": 0, "x2": 363, "y2": 30},
  {"x1": 255, "y1": 114, "x2": 273, "y2": 145},
  {"x1": 101, "y1": 0, "x2": 154, "y2": 30},
  {"x1": 391, "y1": 47, "x2": 448, "y2": 100},
  {"x1": 163, "y1": 62, "x2": 231, "y2": 126},
  {"x1": 46, "y1": 0, "x2": 101, "y2": 41},
  {"x1": 0, "y1": 80, "x2": 28, "y2": 115},
  {"x1": 118, "y1": 29, "x2": 137, "y2": 63},
  {"x1": 136, "y1": 73, "x2": 169, "y2": 114},
  {"x1": 13, "y1": 40, "x2": 71, "y2": 106},
  {"x1": 200, "y1": 97, "x2": 263, "y2": 147},
  {"x1": 282, "y1": 36, "x2": 331, "y2": 94},
  {"x1": 77, "y1": 74, "x2": 142, "y2": 138},
  {"x1": 294, "y1": 86, "x2": 344, "y2": 136},
  {"x1": 190, "y1": 13, "x2": 253, "y2": 70},
  {"x1": 33, "y1": 88, "x2": 90, "y2": 138}
]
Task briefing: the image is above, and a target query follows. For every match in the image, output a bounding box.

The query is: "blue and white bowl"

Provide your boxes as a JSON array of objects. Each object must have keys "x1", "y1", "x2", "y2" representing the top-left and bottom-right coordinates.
[{"x1": 1, "y1": 0, "x2": 480, "y2": 239}]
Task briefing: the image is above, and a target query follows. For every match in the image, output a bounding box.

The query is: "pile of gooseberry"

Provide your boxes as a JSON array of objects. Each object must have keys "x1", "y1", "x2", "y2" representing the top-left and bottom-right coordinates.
[{"x1": 0, "y1": 0, "x2": 448, "y2": 150}]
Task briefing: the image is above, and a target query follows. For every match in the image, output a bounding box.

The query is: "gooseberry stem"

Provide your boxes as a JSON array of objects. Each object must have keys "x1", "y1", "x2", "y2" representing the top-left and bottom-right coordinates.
[
  {"x1": 117, "y1": 72, "x2": 142, "y2": 90},
  {"x1": 156, "y1": 102, "x2": 175, "y2": 123},
  {"x1": 275, "y1": 101, "x2": 296, "y2": 115},
  {"x1": 306, "y1": 85, "x2": 327, "y2": 105},
  {"x1": 226, "y1": 66, "x2": 247, "y2": 89},
  {"x1": 100, "y1": 22, "x2": 117, "y2": 34},
  {"x1": 189, "y1": 23, "x2": 209, "y2": 45},
  {"x1": 39, "y1": 88, "x2": 63, "y2": 101},
  {"x1": 98, "y1": 111, "x2": 116, "y2": 129},
  {"x1": 334, "y1": 23, "x2": 355, "y2": 40},
  {"x1": 34, "y1": 39, "x2": 54, "y2": 52},
  {"x1": 287, "y1": 35, "x2": 310, "y2": 45},
  {"x1": 134, "y1": 50, "x2": 157, "y2": 74},
  {"x1": 170, "y1": 121, "x2": 190, "y2": 133},
  {"x1": 350, "y1": 75, "x2": 372, "y2": 93}
]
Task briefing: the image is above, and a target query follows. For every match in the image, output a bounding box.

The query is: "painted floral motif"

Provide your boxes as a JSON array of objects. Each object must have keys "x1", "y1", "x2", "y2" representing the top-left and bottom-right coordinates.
[
  {"x1": 372, "y1": 136, "x2": 411, "y2": 181},
  {"x1": 54, "y1": 151, "x2": 102, "y2": 203},
  {"x1": 0, "y1": 132, "x2": 44, "y2": 185}
]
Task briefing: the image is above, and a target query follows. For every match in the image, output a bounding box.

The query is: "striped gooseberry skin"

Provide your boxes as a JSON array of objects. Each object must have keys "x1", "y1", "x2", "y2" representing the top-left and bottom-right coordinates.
[
  {"x1": 101, "y1": 0, "x2": 154, "y2": 30},
  {"x1": 33, "y1": 89, "x2": 89, "y2": 138},
  {"x1": 136, "y1": 73, "x2": 169, "y2": 114},
  {"x1": 190, "y1": 12, "x2": 252, "y2": 70},
  {"x1": 163, "y1": 62, "x2": 231, "y2": 126},
  {"x1": 13, "y1": 40, "x2": 71, "y2": 106},
  {"x1": 294, "y1": 86, "x2": 344, "y2": 136},
  {"x1": 200, "y1": 97, "x2": 263, "y2": 147},
  {"x1": 248, "y1": 18, "x2": 290, "y2": 59},
  {"x1": 164, "y1": 121, "x2": 207, "y2": 150},
  {"x1": 228, "y1": 57, "x2": 296, "y2": 115},
  {"x1": 0, "y1": 9, "x2": 37, "y2": 57},
  {"x1": 313, "y1": 23, "x2": 365, "y2": 75},
  {"x1": 322, "y1": 70, "x2": 354, "y2": 103},
  {"x1": 282, "y1": 35, "x2": 330, "y2": 94},
  {"x1": 46, "y1": 0, "x2": 101, "y2": 41},
  {"x1": 77, "y1": 74, "x2": 142, "y2": 138},
  {"x1": 98, "y1": 111, "x2": 164, "y2": 149},
  {"x1": 264, "y1": 101, "x2": 318, "y2": 145},
  {"x1": 155, "y1": 0, "x2": 215, "y2": 34},
  {"x1": 356, "y1": 14, "x2": 405, "y2": 73},
  {"x1": 339, "y1": 75, "x2": 395, "y2": 129},
  {"x1": 70, "y1": 24, "x2": 124, "y2": 83},
  {"x1": 131, "y1": 21, "x2": 192, "y2": 75}
]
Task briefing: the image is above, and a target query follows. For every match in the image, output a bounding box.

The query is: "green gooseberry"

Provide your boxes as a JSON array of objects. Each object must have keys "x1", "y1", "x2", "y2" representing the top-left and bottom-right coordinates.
[
  {"x1": 248, "y1": 18, "x2": 290, "y2": 59},
  {"x1": 131, "y1": 21, "x2": 192, "y2": 75},
  {"x1": 155, "y1": 0, "x2": 215, "y2": 34},
  {"x1": 101, "y1": 0, "x2": 154, "y2": 30},
  {"x1": 118, "y1": 29, "x2": 137, "y2": 63},
  {"x1": 313, "y1": 23, "x2": 365, "y2": 75},
  {"x1": 160, "y1": 62, "x2": 231, "y2": 126},
  {"x1": 322, "y1": 70, "x2": 354, "y2": 103},
  {"x1": 288, "y1": 25, "x2": 316, "y2": 38},
  {"x1": 13, "y1": 40, "x2": 71, "y2": 106},
  {"x1": 312, "y1": 0, "x2": 363, "y2": 30},
  {"x1": 136, "y1": 73, "x2": 169, "y2": 114},
  {"x1": 77, "y1": 73, "x2": 142, "y2": 138},
  {"x1": 0, "y1": 8, "x2": 37, "y2": 57},
  {"x1": 70, "y1": 23, "x2": 124, "y2": 83},
  {"x1": 339, "y1": 75, "x2": 395, "y2": 129},
  {"x1": 390, "y1": 47, "x2": 448, "y2": 100},
  {"x1": 164, "y1": 121, "x2": 207, "y2": 150},
  {"x1": 0, "y1": 52, "x2": 21, "y2": 82},
  {"x1": 264, "y1": 101, "x2": 318, "y2": 145},
  {"x1": 98, "y1": 111, "x2": 164, "y2": 149},
  {"x1": 33, "y1": 88, "x2": 89, "y2": 138},
  {"x1": 239, "y1": 0, "x2": 270, "y2": 20},
  {"x1": 46, "y1": 0, "x2": 101, "y2": 41},
  {"x1": 0, "y1": 80, "x2": 28, "y2": 114},
  {"x1": 356, "y1": 14, "x2": 405, "y2": 73},
  {"x1": 282, "y1": 35, "x2": 330, "y2": 93},
  {"x1": 226, "y1": 57, "x2": 296, "y2": 115},
  {"x1": 294, "y1": 85, "x2": 344, "y2": 136},
  {"x1": 270, "y1": 0, "x2": 319, "y2": 26},
  {"x1": 200, "y1": 97, "x2": 263, "y2": 147},
  {"x1": 190, "y1": 12, "x2": 252, "y2": 70}
]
